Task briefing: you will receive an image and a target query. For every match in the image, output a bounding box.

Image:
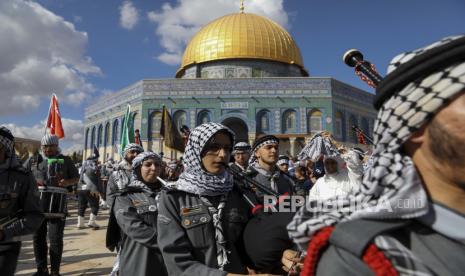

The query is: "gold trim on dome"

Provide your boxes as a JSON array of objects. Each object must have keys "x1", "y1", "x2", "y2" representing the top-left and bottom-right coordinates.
[{"x1": 176, "y1": 13, "x2": 307, "y2": 77}]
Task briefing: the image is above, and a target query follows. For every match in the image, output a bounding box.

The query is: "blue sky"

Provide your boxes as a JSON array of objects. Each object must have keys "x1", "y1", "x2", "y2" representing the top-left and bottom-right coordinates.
[{"x1": 1, "y1": 0, "x2": 464, "y2": 152}]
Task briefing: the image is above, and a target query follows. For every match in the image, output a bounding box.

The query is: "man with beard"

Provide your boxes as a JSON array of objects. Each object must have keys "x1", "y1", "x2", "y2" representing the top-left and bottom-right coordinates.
[
  {"x1": 0, "y1": 127, "x2": 43, "y2": 276},
  {"x1": 26, "y1": 134, "x2": 79, "y2": 276},
  {"x1": 287, "y1": 35, "x2": 465, "y2": 275},
  {"x1": 230, "y1": 142, "x2": 251, "y2": 172},
  {"x1": 308, "y1": 152, "x2": 363, "y2": 201}
]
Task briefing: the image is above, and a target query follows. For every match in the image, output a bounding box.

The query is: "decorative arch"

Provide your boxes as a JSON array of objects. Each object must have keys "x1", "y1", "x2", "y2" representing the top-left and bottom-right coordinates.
[
  {"x1": 308, "y1": 109, "x2": 323, "y2": 133},
  {"x1": 348, "y1": 114, "x2": 358, "y2": 143},
  {"x1": 150, "y1": 111, "x2": 163, "y2": 140},
  {"x1": 112, "y1": 119, "x2": 119, "y2": 145},
  {"x1": 334, "y1": 111, "x2": 344, "y2": 138},
  {"x1": 197, "y1": 110, "x2": 211, "y2": 125},
  {"x1": 104, "y1": 122, "x2": 111, "y2": 147},
  {"x1": 97, "y1": 124, "x2": 103, "y2": 147},
  {"x1": 256, "y1": 109, "x2": 271, "y2": 134},
  {"x1": 173, "y1": 110, "x2": 187, "y2": 131},
  {"x1": 361, "y1": 117, "x2": 369, "y2": 136},
  {"x1": 90, "y1": 126, "x2": 96, "y2": 148},
  {"x1": 282, "y1": 109, "x2": 297, "y2": 133},
  {"x1": 132, "y1": 112, "x2": 141, "y2": 131},
  {"x1": 85, "y1": 128, "x2": 90, "y2": 149}
]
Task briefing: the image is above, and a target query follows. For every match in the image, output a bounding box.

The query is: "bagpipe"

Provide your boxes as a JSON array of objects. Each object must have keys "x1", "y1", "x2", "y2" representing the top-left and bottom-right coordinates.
[
  {"x1": 227, "y1": 164, "x2": 296, "y2": 274},
  {"x1": 343, "y1": 49, "x2": 383, "y2": 88}
]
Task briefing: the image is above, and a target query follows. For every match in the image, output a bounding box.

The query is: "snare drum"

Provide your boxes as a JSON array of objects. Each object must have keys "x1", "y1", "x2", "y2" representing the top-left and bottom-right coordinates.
[{"x1": 38, "y1": 186, "x2": 68, "y2": 218}]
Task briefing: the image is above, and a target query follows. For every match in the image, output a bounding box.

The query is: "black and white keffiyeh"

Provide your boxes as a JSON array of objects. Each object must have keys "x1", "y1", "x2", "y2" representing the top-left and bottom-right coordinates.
[
  {"x1": 128, "y1": 151, "x2": 163, "y2": 193},
  {"x1": 232, "y1": 142, "x2": 251, "y2": 155},
  {"x1": 175, "y1": 122, "x2": 235, "y2": 196},
  {"x1": 288, "y1": 35, "x2": 465, "y2": 266},
  {"x1": 122, "y1": 143, "x2": 144, "y2": 158},
  {"x1": 297, "y1": 131, "x2": 340, "y2": 162},
  {"x1": 276, "y1": 155, "x2": 290, "y2": 167},
  {"x1": 0, "y1": 126, "x2": 21, "y2": 172},
  {"x1": 248, "y1": 135, "x2": 279, "y2": 166},
  {"x1": 0, "y1": 126, "x2": 14, "y2": 155}
]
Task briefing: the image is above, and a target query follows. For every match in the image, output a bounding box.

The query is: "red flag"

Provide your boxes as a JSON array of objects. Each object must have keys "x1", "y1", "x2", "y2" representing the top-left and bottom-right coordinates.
[
  {"x1": 356, "y1": 130, "x2": 366, "y2": 145},
  {"x1": 46, "y1": 94, "x2": 65, "y2": 138}
]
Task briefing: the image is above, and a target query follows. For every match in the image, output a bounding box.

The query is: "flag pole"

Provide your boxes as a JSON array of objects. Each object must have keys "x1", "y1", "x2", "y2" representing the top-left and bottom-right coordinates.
[{"x1": 44, "y1": 93, "x2": 54, "y2": 135}]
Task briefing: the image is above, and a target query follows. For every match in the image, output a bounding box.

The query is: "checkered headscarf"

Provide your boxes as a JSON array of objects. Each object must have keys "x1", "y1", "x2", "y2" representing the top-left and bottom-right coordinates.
[
  {"x1": 276, "y1": 155, "x2": 289, "y2": 166},
  {"x1": 232, "y1": 142, "x2": 251, "y2": 155},
  {"x1": 288, "y1": 35, "x2": 465, "y2": 262},
  {"x1": 297, "y1": 131, "x2": 339, "y2": 162},
  {"x1": 132, "y1": 151, "x2": 161, "y2": 170},
  {"x1": 175, "y1": 122, "x2": 235, "y2": 196},
  {"x1": 248, "y1": 135, "x2": 279, "y2": 166},
  {"x1": 0, "y1": 126, "x2": 14, "y2": 155},
  {"x1": 41, "y1": 134, "x2": 59, "y2": 146},
  {"x1": 122, "y1": 143, "x2": 144, "y2": 158}
]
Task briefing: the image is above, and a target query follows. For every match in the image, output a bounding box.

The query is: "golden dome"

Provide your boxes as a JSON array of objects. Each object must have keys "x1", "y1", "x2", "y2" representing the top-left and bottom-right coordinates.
[{"x1": 176, "y1": 12, "x2": 307, "y2": 77}]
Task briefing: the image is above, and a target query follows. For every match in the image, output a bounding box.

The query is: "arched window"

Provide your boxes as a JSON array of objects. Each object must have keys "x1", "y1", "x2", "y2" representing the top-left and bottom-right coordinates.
[
  {"x1": 308, "y1": 109, "x2": 323, "y2": 133},
  {"x1": 85, "y1": 128, "x2": 90, "y2": 149},
  {"x1": 104, "y1": 122, "x2": 111, "y2": 147},
  {"x1": 197, "y1": 110, "x2": 211, "y2": 125},
  {"x1": 256, "y1": 109, "x2": 271, "y2": 133},
  {"x1": 132, "y1": 112, "x2": 141, "y2": 132},
  {"x1": 112, "y1": 119, "x2": 119, "y2": 145},
  {"x1": 90, "y1": 126, "x2": 96, "y2": 148},
  {"x1": 334, "y1": 111, "x2": 343, "y2": 138},
  {"x1": 361, "y1": 118, "x2": 369, "y2": 136},
  {"x1": 282, "y1": 109, "x2": 297, "y2": 133},
  {"x1": 348, "y1": 115, "x2": 358, "y2": 143},
  {"x1": 97, "y1": 125, "x2": 103, "y2": 147},
  {"x1": 174, "y1": 110, "x2": 187, "y2": 131},
  {"x1": 150, "y1": 111, "x2": 163, "y2": 140}
]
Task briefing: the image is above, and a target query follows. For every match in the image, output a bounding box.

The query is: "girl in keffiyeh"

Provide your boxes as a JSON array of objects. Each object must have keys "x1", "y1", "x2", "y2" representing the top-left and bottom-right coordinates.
[
  {"x1": 112, "y1": 151, "x2": 168, "y2": 276},
  {"x1": 156, "y1": 123, "x2": 254, "y2": 275}
]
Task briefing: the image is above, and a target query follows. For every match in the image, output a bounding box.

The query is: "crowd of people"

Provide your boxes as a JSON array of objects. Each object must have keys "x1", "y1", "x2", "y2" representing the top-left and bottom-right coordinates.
[{"x1": 0, "y1": 35, "x2": 464, "y2": 276}]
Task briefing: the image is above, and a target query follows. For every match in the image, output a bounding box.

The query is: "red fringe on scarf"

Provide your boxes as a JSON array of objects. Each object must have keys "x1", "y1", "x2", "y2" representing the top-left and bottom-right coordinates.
[{"x1": 300, "y1": 226, "x2": 398, "y2": 276}]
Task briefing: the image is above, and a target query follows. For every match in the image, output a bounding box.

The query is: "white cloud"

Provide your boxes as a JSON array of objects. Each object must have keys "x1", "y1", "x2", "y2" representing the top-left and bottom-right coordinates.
[
  {"x1": 120, "y1": 1, "x2": 139, "y2": 30},
  {"x1": 0, "y1": 0, "x2": 101, "y2": 115},
  {"x1": 5, "y1": 117, "x2": 85, "y2": 153},
  {"x1": 147, "y1": 0, "x2": 289, "y2": 65}
]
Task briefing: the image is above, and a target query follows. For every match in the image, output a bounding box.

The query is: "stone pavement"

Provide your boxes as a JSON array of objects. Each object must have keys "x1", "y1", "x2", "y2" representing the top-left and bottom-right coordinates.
[{"x1": 15, "y1": 199, "x2": 116, "y2": 275}]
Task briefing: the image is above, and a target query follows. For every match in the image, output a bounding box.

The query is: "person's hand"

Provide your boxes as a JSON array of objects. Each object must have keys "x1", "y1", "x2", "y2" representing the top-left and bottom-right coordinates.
[{"x1": 281, "y1": 249, "x2": 303, "y2": 275}]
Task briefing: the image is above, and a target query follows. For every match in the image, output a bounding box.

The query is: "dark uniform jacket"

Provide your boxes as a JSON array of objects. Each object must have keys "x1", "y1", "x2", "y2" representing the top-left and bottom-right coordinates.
[
  {"x1": 314, "y1": 215, "x2": 465, "y2": 276},
  {"x1": 24, "y1": 154, "x2": 79, "y2": 187},
  {"x1": 248, "y1": 167, "x2": 294, "y2": 201},
  {"x1": 114, "y1": 185, "x2": 167, "y2": 276},
  {"x1": 0, "y1": 164, "x2": 44, "y2": 241},
  {"x1": 157, "y1": 187, "x2": 251, "y2": 276}
]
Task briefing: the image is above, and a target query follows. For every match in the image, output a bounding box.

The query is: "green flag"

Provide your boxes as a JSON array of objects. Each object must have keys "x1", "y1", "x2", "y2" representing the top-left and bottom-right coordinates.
[
  {"x1": 160, "y1": 106, "x2": 185, "y2": 152},
  {"x1": 120, "y1": 104, "x2": 135, "y2": 155}
]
